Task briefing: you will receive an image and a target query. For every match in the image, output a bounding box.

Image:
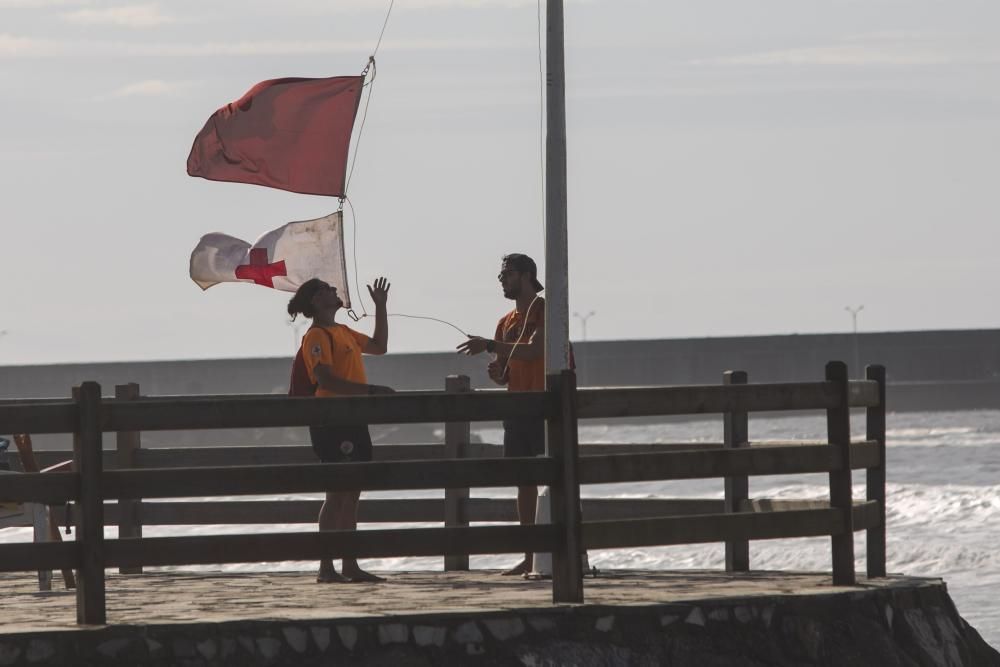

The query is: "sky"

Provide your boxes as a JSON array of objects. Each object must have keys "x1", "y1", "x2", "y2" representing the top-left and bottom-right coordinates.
[{"x1": 1, "y1": 0, "x2": 998, "y2": 364}]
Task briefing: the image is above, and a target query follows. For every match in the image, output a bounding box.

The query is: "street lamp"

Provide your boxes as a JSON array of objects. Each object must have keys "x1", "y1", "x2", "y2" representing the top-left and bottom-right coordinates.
[
  {"x1": 573, "y1": 311, "x2": 596, "y2": 341},
  {"x1": 845, "y1": 305, "x2": 864, "y2": 377}
]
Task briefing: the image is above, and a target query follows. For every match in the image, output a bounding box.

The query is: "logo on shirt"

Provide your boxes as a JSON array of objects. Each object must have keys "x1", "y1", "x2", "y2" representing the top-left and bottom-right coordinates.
[{"x1": 310, "y1": 344, "x2": 322, "y2": 357}]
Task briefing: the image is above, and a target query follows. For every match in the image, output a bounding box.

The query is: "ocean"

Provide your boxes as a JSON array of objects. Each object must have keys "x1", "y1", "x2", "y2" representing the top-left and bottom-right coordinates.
[{"x1": 2, "y1": 409, "x2": 998, "y2": 647}]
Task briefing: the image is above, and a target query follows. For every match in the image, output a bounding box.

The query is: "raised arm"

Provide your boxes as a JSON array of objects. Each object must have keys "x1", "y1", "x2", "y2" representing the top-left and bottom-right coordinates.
[{"x1": 364, "y1": 276, "x2": 389, "y2": 355}]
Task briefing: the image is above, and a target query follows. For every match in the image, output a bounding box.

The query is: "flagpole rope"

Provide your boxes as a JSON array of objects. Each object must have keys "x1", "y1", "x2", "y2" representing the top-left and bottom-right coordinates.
[
  {"x1": 372, "y1": 0, "x2": 396, "y2": 60},
  {"x1": 345, "y1": 0, "x2": 393, "y2": 191},
  {"x1": 343, "y1": 194, "x2": 470, "y2": 336},
  {"x1": 385, "y1": 313, "x2": 469, "y2": 337},
  {"x1": 338, "y1": 0, "x2": 538, "y2": 346},
  {"x1": 345, "y1": 60, "x2": 377, "y2": 194},
  {"x1": 343, "y1": 195, "x2": 369, "y2": 319}
]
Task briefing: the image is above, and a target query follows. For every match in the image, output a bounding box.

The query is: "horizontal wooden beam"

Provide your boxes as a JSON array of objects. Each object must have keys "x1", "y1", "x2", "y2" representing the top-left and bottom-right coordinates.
[
  {"x1": 745, "y1": 441, "x2": 878, "y2": 470},
  {"x1": 852, "y1": 499, "x2": 881, "y2": 529},
  {"x1": 850, "y1": 441, "x2": 879, "y2": 469},
  {"x1": 578, "y1": 445, "x2": 844, "y2": 484},
  {"x1": 0, "y1": 402, "x2": 77, "y2": 435},
  {"x1": 0, "y1": 540, "x2": 78, "y2": 573},
  {"x1": 0, "y1": 471, "x2": 78, "y2": 504},
  {"x1": 104, "y1": 392, "x2": 553, "y2": 432},
  {"x1": 576, "y1": 382, "x2": 839, "y2": 419},
  {"x1": 26, "y1": 441, "x2": 854, "y2": 472},
  {"x1": 464, "y1": 497, "x2": 727, "y2": 523},
  {"x1": 131, "y1": 444, "x2": 452, "y2": 468},
  {"x1": 58, "y1": 498, "x2": 723, "y2": 527},
  {"x1": 101, "y1": 457, "x2": 556, "y2": 500},
  {"x1": 581, "y1": 443, "x2": 723, "y2": 455},
  {"x1": 578, "y1": 441, "x2": 879, "y2": 485},
  {"x1": 138, "y1": 499, "x2": 443, "y2": 525},
  {"x1": 103, "y1": 523, "x2": 556, "y2": 568},
  {"x1": 582, "y1": 508, "x2": 845, "y2": 550},
  {"x1": 13, "y1": 451, "x2": 104, "y2": 472},
  {"x1": 0, "y1": 379, "x2": 880, "y2": 437},
  {"x1": 848, "y1": 380, "x2": 880, "y2": 408},
  {"x1": 5, "y1": 496, "x2": 879, "y2": 529}
]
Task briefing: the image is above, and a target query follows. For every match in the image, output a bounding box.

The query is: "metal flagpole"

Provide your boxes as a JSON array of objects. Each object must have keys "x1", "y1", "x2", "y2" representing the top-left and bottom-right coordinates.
[
  {"x1": 544, "y1": 0, "x2": 570, "y2": 374},
  {"x1": 535, "y1": 0, "x2": 587, "y2": 593}
]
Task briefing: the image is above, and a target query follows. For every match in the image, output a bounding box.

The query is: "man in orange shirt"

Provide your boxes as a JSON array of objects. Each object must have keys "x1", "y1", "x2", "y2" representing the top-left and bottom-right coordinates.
[
  {"x1": 288, "y1": 277, "x2": 394, "y2": 583},
  {"x1": 457, "y1": 253, "x2": 545, "y2": 576}
]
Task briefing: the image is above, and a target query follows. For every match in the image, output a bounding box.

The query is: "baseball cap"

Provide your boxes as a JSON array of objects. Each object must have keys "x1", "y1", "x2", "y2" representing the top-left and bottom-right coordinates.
[{"x1": 502, "y1": 253, "x2": 544, "y2": 293}]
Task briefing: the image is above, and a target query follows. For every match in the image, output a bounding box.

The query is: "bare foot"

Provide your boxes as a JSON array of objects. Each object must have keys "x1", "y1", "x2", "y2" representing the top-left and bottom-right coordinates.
[
  {"x1": 501, "y1": 558, "x2": 532, "y2": 576},
  {"x1": 343, "y1": 567, "x2": 386, "y2": 583},
  {"x1": 317, "y1": 564, "x2": 350, "y2": 584}
]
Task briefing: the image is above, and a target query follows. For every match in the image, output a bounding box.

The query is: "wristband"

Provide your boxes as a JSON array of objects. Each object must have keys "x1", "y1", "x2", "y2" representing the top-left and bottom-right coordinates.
[{"x1": 485, "y1": 339, "x2": 496, "y2": 354}]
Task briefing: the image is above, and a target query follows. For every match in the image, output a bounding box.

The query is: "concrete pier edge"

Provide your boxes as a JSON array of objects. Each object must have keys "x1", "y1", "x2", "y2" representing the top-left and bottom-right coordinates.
[{"x1": 0, "y1": 575, "x2": 997, "y2": 666}]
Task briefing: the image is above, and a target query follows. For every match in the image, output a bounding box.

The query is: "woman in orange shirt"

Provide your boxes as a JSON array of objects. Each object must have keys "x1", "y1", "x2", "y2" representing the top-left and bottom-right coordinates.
[{"x1": 288, "y1": 277, "x2": 393, "y2": 583}]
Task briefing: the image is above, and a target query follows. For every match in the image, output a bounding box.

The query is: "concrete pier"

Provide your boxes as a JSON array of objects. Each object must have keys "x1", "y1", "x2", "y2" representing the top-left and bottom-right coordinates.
[{"x1": 1, "y1": 569, "x2": 996, "y2": 665}]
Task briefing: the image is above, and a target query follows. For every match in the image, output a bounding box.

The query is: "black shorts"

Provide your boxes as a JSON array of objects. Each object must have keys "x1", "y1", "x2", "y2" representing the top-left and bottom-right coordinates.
[
  {"x1": 309, "y1": 425, "x2": 374, "y2": 463},
  {"x1": 502, "y1": 419, "x2": 545, "y2": 458}
]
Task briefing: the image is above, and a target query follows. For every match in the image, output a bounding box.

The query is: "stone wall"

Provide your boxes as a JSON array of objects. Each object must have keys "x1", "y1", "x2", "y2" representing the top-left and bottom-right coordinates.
[{"x1": 3, "y1": 329, "x2": 997, "y2": 397}]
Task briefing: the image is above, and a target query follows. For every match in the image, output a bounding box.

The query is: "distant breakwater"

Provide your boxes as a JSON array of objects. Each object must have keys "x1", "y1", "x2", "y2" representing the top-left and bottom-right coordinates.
[{"x1": 2, "y1": 328, "x2": 997, "y2": 449}]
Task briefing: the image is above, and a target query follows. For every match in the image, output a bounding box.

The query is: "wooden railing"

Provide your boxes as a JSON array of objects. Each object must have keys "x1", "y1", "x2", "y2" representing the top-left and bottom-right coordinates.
[{"x1": 0, "y1": 361, "x2": 887, "y2": 625}]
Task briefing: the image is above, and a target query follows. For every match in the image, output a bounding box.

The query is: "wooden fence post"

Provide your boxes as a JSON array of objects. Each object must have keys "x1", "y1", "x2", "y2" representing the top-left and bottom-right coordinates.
[
  {"x1": 115, "y1": 383, "x2": 143, "y2": 575},
  {"x1": 865, "y1": 365, "x2": 887, "y2": 578},
  {"x1": 30, "y1": 502, "x2": 53, "y2": 591},
  {"x1": 826, "y1": 362, "x2": 856, "y2": 586},
  {"x1": 74, "y1": 381, "x2": 106, "y2": 624},
  {"x1": 443, "y1": 375, "x2": 471, "y2": 571},
  {"x1": 723, "y1": 370, "x2": 750, "y2": 572},
  {"x1": 548, "y1": 370, "x2": 583, "y2": 604}
]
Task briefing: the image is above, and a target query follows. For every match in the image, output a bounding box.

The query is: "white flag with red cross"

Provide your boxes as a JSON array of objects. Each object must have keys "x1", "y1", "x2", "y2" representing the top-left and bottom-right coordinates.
[{"x1": 189, "y1": 211, "x2": 351, "y2": 305}]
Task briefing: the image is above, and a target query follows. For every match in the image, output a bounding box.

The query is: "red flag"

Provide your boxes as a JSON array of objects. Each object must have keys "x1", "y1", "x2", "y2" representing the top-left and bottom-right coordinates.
[{"x1": 187, "y1": 76, "x2": 364, "y2": 197}]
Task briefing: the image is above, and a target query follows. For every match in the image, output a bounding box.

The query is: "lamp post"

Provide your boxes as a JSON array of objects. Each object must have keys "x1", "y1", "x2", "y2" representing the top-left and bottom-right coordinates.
[
  {"x1": 845, "y1": 305, "x2": 864, "y2": 378},
  {"x1": 573, "y1": 311, "x2": 595, "y2": 341}
]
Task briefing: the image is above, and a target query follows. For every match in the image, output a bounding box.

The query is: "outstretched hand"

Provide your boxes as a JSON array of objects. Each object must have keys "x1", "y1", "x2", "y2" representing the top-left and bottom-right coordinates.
[
  {"x1": 367, "y1": 277, "x2": 390, "y2": 307},
  {"x1": 456, "y1": 335, "x2": 491, "y2": 356}
]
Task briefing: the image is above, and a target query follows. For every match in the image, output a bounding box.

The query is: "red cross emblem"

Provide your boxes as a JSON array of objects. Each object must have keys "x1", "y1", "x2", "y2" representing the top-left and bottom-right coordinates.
[{"x1": 235, "y1": 248, "x2": 287, "y2": 288}]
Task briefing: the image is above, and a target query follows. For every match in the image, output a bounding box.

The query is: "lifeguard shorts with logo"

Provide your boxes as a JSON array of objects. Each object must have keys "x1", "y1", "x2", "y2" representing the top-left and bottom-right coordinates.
[{"x1": 309, "y1": 425, "x2": 374, "y2": 463}]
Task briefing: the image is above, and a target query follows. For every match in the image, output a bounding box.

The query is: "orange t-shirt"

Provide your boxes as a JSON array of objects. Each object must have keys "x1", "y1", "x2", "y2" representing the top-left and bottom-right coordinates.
[
  {"x1": 495, "y1": 297, "x2": 545, "y2": 392},
  {"x1": 303, "y1": 325, "x2": 370, "y2": 397}
]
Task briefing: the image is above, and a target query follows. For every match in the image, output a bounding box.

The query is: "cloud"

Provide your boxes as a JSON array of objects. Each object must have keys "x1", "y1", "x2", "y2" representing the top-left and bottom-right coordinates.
[
  {"x1": 148, "y1": 37, "x2": 518, "y2": 56},
  {"x1": 60, "y1": 4, "x2": 174, "y2": 27},
  {"x1": 0, "y1": 33, "x2": 61, "y2": 56},
  {"x1": 0, "y1": 0, "x2": 89, "y2": 6},
  {"x1": 105, "y1": 79, "x2": 190, "y2": 98},
  {"x1": 699, "y1": 46, "x2": 982, "y2": 67},
  {"x1": 0, "y1": 35, "x2": 521, "y2": 58},
  {"x1": 693, "y1": 35, "x2": 1000, "y2": 68}
]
